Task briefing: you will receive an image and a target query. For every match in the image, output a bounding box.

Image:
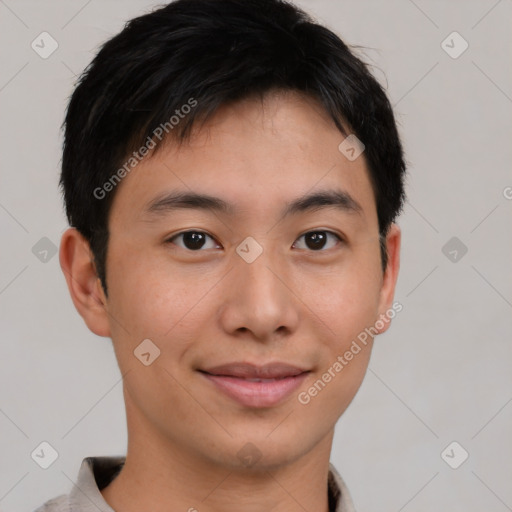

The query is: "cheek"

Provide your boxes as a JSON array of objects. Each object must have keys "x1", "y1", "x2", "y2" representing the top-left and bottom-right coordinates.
[
  {"x1": 296, "y1": 280, "x2": 378, "y2": 420},
  {"x1": 330, "y1": 280, "x2": 381, "y2": 345},
  {"x1": 303, "y1": 257, "x2": 382, "y2": 341},
  {"x1": 107, "y1": 247, "x2": 192, "y2": 335},
  {"x1": 106, "y1": 260, "x2": 203, "y2": 405},
  {"x1": 297, "y1": 345, "x2": 372, "y2": 427},
  {"x1": 105, "y1": 248, "x2": 222, "y2": 383}
]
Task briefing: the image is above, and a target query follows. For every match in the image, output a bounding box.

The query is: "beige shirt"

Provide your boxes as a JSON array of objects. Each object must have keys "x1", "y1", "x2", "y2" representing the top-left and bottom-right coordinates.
[{"x1": 33, "y1": 456, "x2": 356, "y2": 512}]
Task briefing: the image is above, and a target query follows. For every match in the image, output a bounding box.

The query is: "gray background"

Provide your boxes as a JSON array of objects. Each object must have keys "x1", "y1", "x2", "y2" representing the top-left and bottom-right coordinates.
[{"x1": 1, "y1": 0, "x2": 511, "y2": 511}]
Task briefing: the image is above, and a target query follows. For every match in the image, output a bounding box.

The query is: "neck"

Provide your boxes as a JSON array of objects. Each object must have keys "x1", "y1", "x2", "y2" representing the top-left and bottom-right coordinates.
[{"x1": 101, "y1": 395, "x2": 335, "y2": 512}]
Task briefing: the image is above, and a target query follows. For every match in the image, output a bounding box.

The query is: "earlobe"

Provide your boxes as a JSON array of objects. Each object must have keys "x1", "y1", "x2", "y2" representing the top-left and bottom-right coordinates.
[
  {"x1": 376, "y1": 223, "x2": 401, "y2": 335},
  {"x1": 59, "y1": 228, "x2": 111, "y2": 337}
]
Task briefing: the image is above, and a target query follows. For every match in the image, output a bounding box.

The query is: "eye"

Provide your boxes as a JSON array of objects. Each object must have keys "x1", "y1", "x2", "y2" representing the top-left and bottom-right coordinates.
[
  {"x1": 293, "y1": 230, "x2": 343, "y2": 251},
  {"x1": 166, "y1": 230, "x2": 221, "y2": 251}
]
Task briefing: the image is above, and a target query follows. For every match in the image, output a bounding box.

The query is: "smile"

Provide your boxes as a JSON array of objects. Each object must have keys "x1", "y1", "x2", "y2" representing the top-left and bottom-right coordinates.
[{"x1": 198, "y1": 362, "x2": 310, "y2": 408}]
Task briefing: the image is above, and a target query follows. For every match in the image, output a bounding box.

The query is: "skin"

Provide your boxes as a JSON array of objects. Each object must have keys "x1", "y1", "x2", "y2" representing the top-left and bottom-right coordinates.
[{"x1": 60, "y1": 89, "x2": 400, "y2": 512}]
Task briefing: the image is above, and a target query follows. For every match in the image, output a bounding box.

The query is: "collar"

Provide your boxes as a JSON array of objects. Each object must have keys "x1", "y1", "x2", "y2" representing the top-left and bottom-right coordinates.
[{"x1": 55, "y1": 456, "x2": 356, "y2": 512}]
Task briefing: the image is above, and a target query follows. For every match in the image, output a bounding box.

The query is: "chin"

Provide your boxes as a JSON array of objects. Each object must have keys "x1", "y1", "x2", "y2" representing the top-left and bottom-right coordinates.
[{"x1": 206, "y1": 426, "x2": 322, "y2": 472}]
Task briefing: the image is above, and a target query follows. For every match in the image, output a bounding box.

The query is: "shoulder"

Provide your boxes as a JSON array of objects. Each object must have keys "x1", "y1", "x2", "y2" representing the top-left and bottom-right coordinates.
[
  {"x1": 32, "y1": 494, "x2": 69, "y2": 512},
  {"x1": 328, "y1": 463, "x2": 357, "y2": 512},
  {"x1": 31, "y1": 455, "x2": 124, "y2": 512}
]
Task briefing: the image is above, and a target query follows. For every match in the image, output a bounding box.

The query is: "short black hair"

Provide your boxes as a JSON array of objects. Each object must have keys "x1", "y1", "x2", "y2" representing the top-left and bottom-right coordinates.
[{"x1": 61, "y1": 0, "x2": 406, "y2": 296}]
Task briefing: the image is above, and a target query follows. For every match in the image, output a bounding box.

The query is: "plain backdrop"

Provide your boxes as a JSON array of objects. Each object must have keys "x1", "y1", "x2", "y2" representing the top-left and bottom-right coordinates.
[{"x1": 1, "y1": 1, "x2": 511, "y2": 511}]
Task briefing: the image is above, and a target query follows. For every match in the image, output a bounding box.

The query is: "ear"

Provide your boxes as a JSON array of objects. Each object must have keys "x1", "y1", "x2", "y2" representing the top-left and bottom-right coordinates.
[
  {"x1": 375, "y1": 223, "x2": 401, "y2": 334},
  {"x1": 59, "y1": 227, "x2": 111, "y2": 337}
]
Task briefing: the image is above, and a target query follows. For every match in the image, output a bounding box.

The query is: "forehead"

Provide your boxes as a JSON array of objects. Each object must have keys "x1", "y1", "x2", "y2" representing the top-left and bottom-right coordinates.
[{"x1": 108, "y1": 91, "x2": 377, "y2": 227}]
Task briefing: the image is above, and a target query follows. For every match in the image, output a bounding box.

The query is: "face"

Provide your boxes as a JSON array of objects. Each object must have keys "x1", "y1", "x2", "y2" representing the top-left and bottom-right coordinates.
[{"x1": 64, "y1": 90, "x2": 400, "y2": 471}]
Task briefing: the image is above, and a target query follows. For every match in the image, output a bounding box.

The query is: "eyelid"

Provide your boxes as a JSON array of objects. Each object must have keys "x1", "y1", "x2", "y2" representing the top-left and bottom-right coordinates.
[
  {"x1": 293, "y1": 230, "x2": 344, "y2": 250},
  {"x1": 166, "y1": 230, "x2": 221, "y2": 249},
  {"x1": 166, "y1": 229, "x2": 344, "y2": 251},
  {"x1": 297, "y1": 229, "x2": 344, "y2": 241}
]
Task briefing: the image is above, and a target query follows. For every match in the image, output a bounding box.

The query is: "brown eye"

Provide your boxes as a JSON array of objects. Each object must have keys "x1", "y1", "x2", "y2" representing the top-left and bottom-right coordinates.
[
  {"x1": 167, "y1": 231, "x2": 220, "y2": 251},
  {"x1": 293, "y1": 231, "x2": 342, "y2": 251}
]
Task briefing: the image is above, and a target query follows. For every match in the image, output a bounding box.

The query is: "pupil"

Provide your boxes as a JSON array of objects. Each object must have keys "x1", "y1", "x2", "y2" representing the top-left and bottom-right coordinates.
[
  {"x1": 184, "y1": 232, "x2": 205, "y2": 250},
  {"x1": 306, "y1": 232, "x2": 326, "y2": 250}
]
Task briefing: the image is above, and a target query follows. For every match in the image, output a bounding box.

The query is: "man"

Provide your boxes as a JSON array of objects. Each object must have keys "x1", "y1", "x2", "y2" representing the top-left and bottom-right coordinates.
[{"x1": 36, "y1": 0, "x2": 406, "y2": 510}]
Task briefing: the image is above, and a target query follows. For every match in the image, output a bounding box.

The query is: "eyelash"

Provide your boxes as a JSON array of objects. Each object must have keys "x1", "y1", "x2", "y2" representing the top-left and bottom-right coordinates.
[{"x1": 165, "y1": 230, "x2": 344, "y2": 252}]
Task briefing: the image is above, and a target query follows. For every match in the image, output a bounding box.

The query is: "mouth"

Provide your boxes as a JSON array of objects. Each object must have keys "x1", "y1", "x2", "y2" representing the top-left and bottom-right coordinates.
[{"x1": 198, "y1": 362, "x2": 310, "y2": 408}]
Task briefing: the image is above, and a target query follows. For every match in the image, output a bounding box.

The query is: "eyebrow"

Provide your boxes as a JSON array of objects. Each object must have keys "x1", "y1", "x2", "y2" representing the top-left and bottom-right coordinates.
[{"x1": 142, "y1": 188, "x2": 363, "y2": 221}]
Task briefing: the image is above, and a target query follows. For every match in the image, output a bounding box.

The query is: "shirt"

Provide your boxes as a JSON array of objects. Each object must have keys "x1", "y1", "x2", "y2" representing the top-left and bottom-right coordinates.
[{"x1": 33, "y1": 456, "x2": 356, "y2": 512}]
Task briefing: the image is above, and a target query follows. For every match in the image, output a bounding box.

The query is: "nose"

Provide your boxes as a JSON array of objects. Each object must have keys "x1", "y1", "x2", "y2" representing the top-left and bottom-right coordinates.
[{"x1": 218, "y1": 249, "x2": 300, "y2": 342}]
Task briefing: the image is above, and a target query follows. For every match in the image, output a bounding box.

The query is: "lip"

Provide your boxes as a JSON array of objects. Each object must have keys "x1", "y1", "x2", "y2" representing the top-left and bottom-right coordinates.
[
  {"x1": 202, "y1": 362, "x2": 309, "y2": 379},
  {"x1": 199, "y1": 362, "x2": 310, "y2": 408}
]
